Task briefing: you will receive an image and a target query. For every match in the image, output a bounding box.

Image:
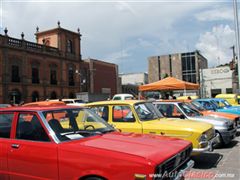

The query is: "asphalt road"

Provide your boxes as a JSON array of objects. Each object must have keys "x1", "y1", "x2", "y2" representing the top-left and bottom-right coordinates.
[{"x1": 186, "y1": 132, "x2": 240, "y2": 180}]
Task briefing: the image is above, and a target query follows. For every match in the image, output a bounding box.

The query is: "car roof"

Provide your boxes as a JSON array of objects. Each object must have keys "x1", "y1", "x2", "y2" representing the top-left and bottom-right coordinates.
[
  {"x1": 0, "y1": 105, "x2": 81, "y2": 112},
  {"x1": 194, "y1": 99, "x2": 212, "y2": 101},
  {"x1": 154, "y1": 100, "x2": 181, "y2": 104},
  {"x1": 113, "y1": 94, "x2": 133, "y2": 96},
  {"x1": 22, "y1": 101, "x2": 66, "y2": 107},
  {"x1": 86, "y1": 100, "x2": 146, "y2": 106}
]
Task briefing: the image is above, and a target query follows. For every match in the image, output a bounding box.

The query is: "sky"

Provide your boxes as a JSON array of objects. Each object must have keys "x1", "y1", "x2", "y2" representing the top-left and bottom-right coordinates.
[{"x1": 0, "y1": 0, "x2": 237, "y2": 73}]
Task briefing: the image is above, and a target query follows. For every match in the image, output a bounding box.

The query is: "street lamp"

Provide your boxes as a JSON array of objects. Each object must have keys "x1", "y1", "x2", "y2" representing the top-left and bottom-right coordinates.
[{"x1": 75, "y1": 69, "x2": 87, "y2": 92}]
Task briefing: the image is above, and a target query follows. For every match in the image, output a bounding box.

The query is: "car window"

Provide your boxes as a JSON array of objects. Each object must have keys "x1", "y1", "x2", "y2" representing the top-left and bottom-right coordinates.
[
  {"x1": 16, "y1": 113, "x2": 50, "y2": 142},
  {"x1": 135, "y1": 102, "x2": 161, "y2": 121},
  {"x1": 90, "y1": 106, "x2": 109, "y2": 122},
  {"x1": 157, "y1": 104, "x2": 182, "y2": 118},
  {"x1": 201, "y1": 101, "x2": 216, "y2": 110},
  {"x1": 113, "y1": 96, "x2": 121, "y2": 100},
  {"x1": 63, "y1": 100, "x2": 74, "y2": 104},
  {"x1": 0, "y1": 113, "x2": 14, "y2": 138},
  {"x1": 113, "y1": 106, "x2": 135, "y2": 122},
  {"x1": 42, "y1": 108, "x2": 115, "y2": 142},
  {"x1": 124, "y1": 96, "x2": 133, "y2": 100},
  {"x1": 179, "y1": 103, "x2": 201, "y2": 117},
  {"x1": 74, "y1": 100, "x2": 85, "y2": 103}
]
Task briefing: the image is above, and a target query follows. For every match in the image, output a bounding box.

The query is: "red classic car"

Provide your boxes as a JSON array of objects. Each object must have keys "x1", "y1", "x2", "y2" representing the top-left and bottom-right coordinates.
[{"x1": 0, "y1": 105, "x2": 194, "y2": 180}]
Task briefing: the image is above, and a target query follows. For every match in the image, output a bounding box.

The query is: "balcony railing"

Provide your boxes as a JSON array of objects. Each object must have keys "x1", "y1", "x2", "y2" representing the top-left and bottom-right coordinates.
[
  {"x1": 4, "y1": 36, "x2": 60, "y2": 55},
  {"x1": 8, "y1": 37, "x2": 22, "y2": 47}
]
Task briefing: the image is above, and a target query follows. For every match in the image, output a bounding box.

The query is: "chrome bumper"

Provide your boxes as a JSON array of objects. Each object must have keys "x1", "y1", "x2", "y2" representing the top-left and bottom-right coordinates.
[
  {"x1": 174, "y1": 160, "x2": 195, "y2": 180},
  {"x1": 192, "y1": 133, "x2": 220, "y2": 153}
]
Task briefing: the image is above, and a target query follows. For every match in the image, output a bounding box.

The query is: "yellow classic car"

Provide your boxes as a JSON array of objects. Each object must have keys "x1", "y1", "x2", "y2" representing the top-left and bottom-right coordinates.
[
  {"x1": 86, "y1": 100, "x2": 219, "y2": 155},
  {"x1": 215, "y1": 94, "x2": 240, "y2": 106}
]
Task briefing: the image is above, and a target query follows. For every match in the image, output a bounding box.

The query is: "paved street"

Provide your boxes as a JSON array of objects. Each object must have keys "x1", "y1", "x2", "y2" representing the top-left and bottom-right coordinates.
[{"x1": 186, "y1": 132, "x2": 240, "y2": 180}]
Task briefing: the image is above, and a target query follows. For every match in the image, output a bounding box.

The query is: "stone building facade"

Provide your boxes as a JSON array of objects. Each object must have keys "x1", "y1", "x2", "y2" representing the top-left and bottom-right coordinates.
[
  {"x1": 0, "y1": 24, "x2": 118, "y2": 104},
  {"x1": 148, "y1": 51, "x2": 208, "y2": 84}
]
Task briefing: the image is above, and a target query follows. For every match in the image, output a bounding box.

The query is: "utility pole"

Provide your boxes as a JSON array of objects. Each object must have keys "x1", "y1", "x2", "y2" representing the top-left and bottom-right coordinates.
[{"x1": 233, "y1": 0, "x2": 240, "y2": 93}]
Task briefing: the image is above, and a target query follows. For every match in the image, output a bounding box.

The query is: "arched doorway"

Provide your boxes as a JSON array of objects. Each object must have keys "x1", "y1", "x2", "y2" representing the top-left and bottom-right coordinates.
[
  {"x1": 9, "y1": 89, "x2": 22, "y2": 104},
  {"x1": 50, "y1": 91, "x2": 57, "y2": 99},
  {"x1": 32, "y1": 91, "x2": 39, "y2": 102}
]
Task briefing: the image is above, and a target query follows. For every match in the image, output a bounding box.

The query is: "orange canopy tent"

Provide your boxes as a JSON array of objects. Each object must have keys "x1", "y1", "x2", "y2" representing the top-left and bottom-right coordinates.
[{"x1": 139, "y1": 77, "x2": 199, "y2": 92}]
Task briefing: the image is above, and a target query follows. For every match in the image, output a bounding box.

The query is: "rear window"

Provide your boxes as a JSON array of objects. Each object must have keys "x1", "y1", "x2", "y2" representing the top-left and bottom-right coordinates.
[{"x1": 113, "y1": 96, "x2": 121, "y2": 100}]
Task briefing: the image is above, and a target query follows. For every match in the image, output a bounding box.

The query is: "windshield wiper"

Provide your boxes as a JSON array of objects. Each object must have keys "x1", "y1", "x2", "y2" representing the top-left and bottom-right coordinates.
[
  {"x1": 60, "y1": 130, "x2": 102, "y2": 136},
  {"x1": 101, "y1": 129, "x2": 116, "y2": 134}
]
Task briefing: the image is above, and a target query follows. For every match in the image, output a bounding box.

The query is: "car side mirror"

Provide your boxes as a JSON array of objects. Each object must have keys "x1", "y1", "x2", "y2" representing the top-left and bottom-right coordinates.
[{"x1": 180, "y1": 114, "x2": 185, "y2": 119}]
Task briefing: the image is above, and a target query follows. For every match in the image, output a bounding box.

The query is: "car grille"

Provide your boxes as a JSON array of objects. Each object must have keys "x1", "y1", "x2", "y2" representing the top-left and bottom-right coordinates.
[
  {"x1": 228, "y1": 123, "x2": 235, "y2": 130},
  {"x1": 154, "y1": 145, "x2": 192, "y2": 180},
  {"x1": 235, "y1": 117, "x2": 240, "y2": 127}
]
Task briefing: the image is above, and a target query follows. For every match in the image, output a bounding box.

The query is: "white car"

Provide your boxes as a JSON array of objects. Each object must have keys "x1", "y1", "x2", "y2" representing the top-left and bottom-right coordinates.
[
  {"x1": 112, "y1": 94, "x2": 134, "y2": 100},
  {"x1": 61, "y1": 99, "x2": 85, "y2": 106}
]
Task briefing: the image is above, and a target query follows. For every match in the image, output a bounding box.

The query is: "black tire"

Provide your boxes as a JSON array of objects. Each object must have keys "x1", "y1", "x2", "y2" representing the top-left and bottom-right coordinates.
[
  {"x1": 84, "y1": 177, "x2": 104, "y2": 180},
  {"x1": 216, "y1": 132, "x2": 228, "y2": 147}
]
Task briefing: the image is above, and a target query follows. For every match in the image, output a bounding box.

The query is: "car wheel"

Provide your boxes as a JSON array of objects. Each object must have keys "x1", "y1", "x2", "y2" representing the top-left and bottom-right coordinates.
[
  {"x1": 216, "y1": 132, "x2": 228, "y2": 147},
  {"x1": 84, "y1": 177, "x2": 104, "y2": 180}
]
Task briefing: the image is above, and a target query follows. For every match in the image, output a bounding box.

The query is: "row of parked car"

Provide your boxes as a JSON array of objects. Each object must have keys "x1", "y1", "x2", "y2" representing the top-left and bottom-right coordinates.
[{"x1": 0, "y1": 96, "x2": 238, "y2": 179}]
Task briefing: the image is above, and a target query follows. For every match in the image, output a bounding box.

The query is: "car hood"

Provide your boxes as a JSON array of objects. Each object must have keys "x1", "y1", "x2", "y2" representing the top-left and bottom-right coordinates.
[
  {"x1": 217, "y1": 108, "x2": 240, "y2": 115},
  {"x1": 67, "y1": 132, "x2": 191, "y2": 164},
  {"x1": 143, "y1": 118, "x2": 212, "y2": 133},
  {"x1": 202, "y1": 111, "x2": 237, "y2": 120},
  {"x1": 188, "y1": 115, "x2": 229, "y2": 126}
]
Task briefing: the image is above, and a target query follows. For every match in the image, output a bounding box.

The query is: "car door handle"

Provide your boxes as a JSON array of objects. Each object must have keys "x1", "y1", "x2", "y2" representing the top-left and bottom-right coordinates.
[{"x1": 11, "y1": 144, "x2": 20, "y2": 149}]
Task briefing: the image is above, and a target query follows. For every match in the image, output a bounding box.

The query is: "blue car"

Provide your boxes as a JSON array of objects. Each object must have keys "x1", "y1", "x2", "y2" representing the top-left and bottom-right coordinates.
[{"x1": 194, "y1": 98, "x2": 240, "y2": 128}]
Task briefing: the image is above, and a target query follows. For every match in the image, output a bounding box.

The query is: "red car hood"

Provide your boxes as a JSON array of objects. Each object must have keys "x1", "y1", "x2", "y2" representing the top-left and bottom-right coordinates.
[{"x1": 80, "y1": 132, "x2": 191, "y2": 163}]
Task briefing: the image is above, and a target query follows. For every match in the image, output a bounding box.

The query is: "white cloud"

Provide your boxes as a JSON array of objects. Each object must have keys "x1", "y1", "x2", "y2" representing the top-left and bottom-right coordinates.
[
  {"x1": 104, "y1": 49, "x2": 132, "y2": 63},
  {"x1": 196, "y1": 24, "x2": 235, "y2": 67},
  {"x1": 115, "y1": 1, "x2": 137, "y2": 16},
  {"x1": 195, "y1": 7, "x2": 233, "y2": 21},
  {"x1": 2, "y1": 1, "x2": 226, "y2": 73}
]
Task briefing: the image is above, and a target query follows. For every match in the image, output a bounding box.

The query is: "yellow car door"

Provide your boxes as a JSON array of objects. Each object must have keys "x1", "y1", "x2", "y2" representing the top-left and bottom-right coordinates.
[{"x1": 109, "y1": 105, "x2": 142, "y2": 133}]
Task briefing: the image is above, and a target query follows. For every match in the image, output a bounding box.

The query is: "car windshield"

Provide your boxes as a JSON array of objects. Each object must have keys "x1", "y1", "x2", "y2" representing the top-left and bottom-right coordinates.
[
  {"x1": 134, "y1": 102, "x2": 162, "y2": 121},
  {"x1": 74, "y1": 100, "x2": 85, "y2": 103},
  {"x1": 213, "y1": 99, "x2": 230, "y2": 108},
  {"x1": 191, "y1": 101, "x2": 206, "y2": 111},
  {"x1": 221, "y1": 99, "x2": 231, "y2": 107},
  {"x1": 178, "y1": 103, "x2": 202, "y2": 117},
  {"x1": 42, "y1": 108, "x2": 115, "y2": 142}
]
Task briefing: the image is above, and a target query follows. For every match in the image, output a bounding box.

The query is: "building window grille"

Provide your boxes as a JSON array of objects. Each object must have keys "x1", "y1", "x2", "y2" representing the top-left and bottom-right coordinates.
[
  {"x1": 11, "y1": 65, "x2": 20, "y2": 82},
  {"x1": 181, "y1": 54, "x2": 196, "y2": 83},
  {"x1": 67, "y1": 40, "x2": 73, "y2": 53},
  {"x1": 68, "y1": 67, "x2": 75, "y2": 86},
  {"x1": 32, "y1": 67, "x2": 39, "y2": 84},
  {"x1": 50, "y1": 69, "x2": 57, "y2": 85}
]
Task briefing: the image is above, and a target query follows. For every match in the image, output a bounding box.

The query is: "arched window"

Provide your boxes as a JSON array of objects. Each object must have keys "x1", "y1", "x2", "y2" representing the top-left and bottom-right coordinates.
[
  {"x1": 50, "y1": 91, "x2": 57, "y2": 99},
  {"x1": 32, "y1": 63, "x2": 40, "y2": 84},
  {"x1": 68, "y1": 66, "x2": 75, "y2": 86},
  {"x1": 67, "y1": 40, "x2": 73, "y2": 53},
  {"x1": 50, "y1": 64, "x2": 57, "y2": 85},
  {"x1": 32, "y1": 91, "x2": 39, "y2": 102},
  {"x1": 11, "y1": 65, "x2": 20, "y2": 82},
  {"x1": 9, "y1": 89, "x2": 21, "y2": 104}
]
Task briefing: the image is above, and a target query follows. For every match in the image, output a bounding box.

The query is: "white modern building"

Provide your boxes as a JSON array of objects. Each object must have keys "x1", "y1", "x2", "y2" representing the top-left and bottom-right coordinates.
[
  {"x1": 119, "y1": 72, "x2": 148, "y2": 85},
  {"x1": 201, "y1": 66, "x2": 234, "y2": 98},
  {"x1": 119, "y1": 72, "x2": 148, "y2": 96}
]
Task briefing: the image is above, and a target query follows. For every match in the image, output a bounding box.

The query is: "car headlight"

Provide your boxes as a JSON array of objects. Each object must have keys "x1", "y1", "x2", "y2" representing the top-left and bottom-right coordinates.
[
  {"x1": 223, "y1": 121, "x2": 229, "y2": 128},
  {"x1": 134, "y1": 174, "x2": 146, "y2": 180},
  {"x1": 198, "y1": 133, "x2": 208, "y2": 142}
]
